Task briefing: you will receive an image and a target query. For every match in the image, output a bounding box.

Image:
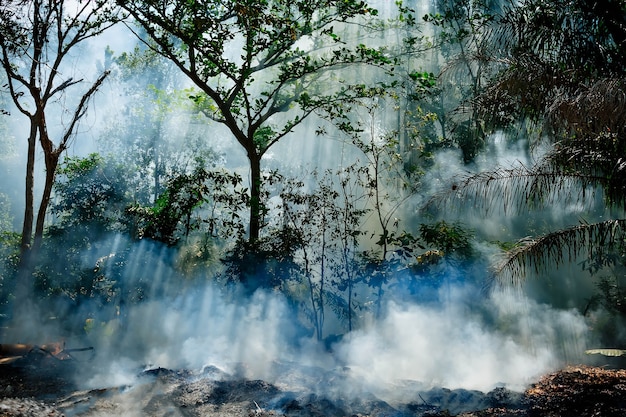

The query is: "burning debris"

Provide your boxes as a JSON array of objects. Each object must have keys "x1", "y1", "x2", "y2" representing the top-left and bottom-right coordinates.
[{"x1": 0, "y1": 341, "x2": 94, "y2": 403}]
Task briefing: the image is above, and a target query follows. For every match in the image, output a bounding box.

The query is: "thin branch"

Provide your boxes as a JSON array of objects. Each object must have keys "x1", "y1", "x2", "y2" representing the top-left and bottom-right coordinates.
[
  {"x1": 48, "y1": 77, "x2": 82, "y2": 97},
  {"x1": 58, "y1": 70, "x2": 110, "y2": 154}
]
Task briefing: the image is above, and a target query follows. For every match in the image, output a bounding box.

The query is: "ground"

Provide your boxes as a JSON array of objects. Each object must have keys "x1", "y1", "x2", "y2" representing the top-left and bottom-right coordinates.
[{"x1": 0, "y1": 350, "x2": 625, "y2": 417}]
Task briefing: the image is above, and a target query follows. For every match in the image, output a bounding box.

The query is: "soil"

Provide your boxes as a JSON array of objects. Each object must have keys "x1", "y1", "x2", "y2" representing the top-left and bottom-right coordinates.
[{"x1": 0, "y1": 355, "x2": 625, "y2": 417}]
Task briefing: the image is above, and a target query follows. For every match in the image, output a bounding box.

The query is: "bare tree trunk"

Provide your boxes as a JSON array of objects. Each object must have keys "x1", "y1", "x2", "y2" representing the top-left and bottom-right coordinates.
[
  {"x1": 249, "y1": 153, "x2": 262, "y2": 242},
  {"x1": 20, "y1": 120, "x2": 37, "y2": 256},
  {"x1": 154, "y1": 132, "x2": 161, "y2": 201},
  {"x1": 32, "y1": 153, "x2": 59, "y2": 253}
]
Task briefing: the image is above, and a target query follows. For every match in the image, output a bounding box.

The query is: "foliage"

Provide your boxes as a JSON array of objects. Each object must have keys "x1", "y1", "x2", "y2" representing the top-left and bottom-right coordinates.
[
  {"x1": 419, "y1": 220, "x2": 473, "y2": 257},
  {"x1": 593, "y1": 275, "x2": 626, "y2": 317},
  {"x1": 474, "y1": 0, "x2": 626, "y2": 136},
  {"x1": 361, "y1": 220, "x2": 476, "y2": 307},
  {"x1": 427, "y1": 0, "x2": 626, "y2": 286},
  {"x1": 477, "y1": 0, "x2": 626, "y2": 130},
  {"x1": 127, "y1": 164, "x2": 247, "y2": 246},
  {"x1": 30, "y1": 234, "x2": 176, "y2": 332},
  {"x1": 175, "y1": 234, "x2": 220, "y2": 277},
  {"x1": 420, "y1": 0, "x2": 503, "y2": 162},
  {"x1": 128, "y1": 168, "x2": 211, "y2": 246},
  {"x1": 52, "y1": 154, "x2": 131, "y2": 234},
  {"x1": 221, "y1": 226, "x2": 303, "y2": 293},
  {"x1": 0, "y1": 232, "x2": 20, "y2": 313},
  {"x1": 36, "y1": 154, "x2": 139, "y2": 322}
]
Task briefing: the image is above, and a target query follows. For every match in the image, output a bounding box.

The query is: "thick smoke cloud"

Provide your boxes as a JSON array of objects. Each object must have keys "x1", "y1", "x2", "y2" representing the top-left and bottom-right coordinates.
[
  {"x1": 77, "y1": 239, "x2": 592, "y2": 398},
  {"x1": 337, "y1": 287, "x2": 589, "y2": 395}
]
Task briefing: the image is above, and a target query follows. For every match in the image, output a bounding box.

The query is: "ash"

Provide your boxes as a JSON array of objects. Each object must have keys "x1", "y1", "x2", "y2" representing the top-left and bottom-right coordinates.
[{"x1": 3, "y1": 361, "x2": 626, "y2": 416}]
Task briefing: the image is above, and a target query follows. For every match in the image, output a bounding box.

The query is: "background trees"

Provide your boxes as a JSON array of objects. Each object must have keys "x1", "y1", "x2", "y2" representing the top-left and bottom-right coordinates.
[{"x1": 0, "y1": 0, "x2": 121, "y2": 261}]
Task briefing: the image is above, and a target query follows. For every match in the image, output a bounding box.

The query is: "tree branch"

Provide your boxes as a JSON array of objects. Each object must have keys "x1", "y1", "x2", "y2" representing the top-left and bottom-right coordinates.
[{"x1": 58, "y1": 70, "x2": 110, "y2": 155}]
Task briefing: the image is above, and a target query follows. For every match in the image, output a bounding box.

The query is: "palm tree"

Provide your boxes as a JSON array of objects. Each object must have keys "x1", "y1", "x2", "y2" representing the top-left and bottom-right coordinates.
[{"x1": 429, "y1": 0, "x2": 626, "y2": 285}]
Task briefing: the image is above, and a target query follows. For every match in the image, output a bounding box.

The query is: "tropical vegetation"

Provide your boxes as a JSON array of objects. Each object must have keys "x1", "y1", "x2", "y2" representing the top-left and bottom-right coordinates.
[{"x1": 0, "y1": 0, "x2": 624, "y2": 346}]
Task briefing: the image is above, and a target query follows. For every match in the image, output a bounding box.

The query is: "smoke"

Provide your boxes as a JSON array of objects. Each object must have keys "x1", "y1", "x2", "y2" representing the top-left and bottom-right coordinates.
[
  {"x1": 67, "y1": 237, "x2": 592, "y2": 399},
  {"x1": 336, "y1": 286, "x2": 590, "y2": 396},
  {"x1": 69, "y1": 236, "x2": 305, "y2": 388},
  {"x1": 83, "y1": 284, "x2": 590, "y2": 397}
]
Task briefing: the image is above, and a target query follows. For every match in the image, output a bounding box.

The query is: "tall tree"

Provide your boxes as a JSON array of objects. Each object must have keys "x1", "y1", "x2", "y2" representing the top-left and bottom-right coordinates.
[
  {"x1": 118, "y1": 0, "x2": 394, "y2": 241},
  {"x1": 0, "y1": 0, "x2": 121, "y2": 261}
]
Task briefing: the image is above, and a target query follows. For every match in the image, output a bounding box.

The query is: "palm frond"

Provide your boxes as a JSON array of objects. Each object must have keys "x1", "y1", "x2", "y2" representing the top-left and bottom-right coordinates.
[
  {"x1": 494, "y1": 219, "x2": 626, "y2": 286},
  {"x1": 474, "y1": 0, "x2": 626, "y2": 133},
  {"x1": 547, "y1": 78, "x2": 626, "y2": 135},
  {"x1": 425, "y1": 162, "x2": 604, "y2": 216},
  {"x1": 546, "y1": 133, "x2": 626, "y2": 210}
]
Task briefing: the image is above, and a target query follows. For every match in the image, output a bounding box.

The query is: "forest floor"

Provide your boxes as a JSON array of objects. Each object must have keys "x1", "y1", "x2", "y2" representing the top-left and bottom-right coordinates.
[{"x1": 0, "y1": 350, "x2": 626, "y2": 417}]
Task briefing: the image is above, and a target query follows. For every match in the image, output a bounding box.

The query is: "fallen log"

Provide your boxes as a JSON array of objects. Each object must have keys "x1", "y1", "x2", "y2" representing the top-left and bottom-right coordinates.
[
  {"x1": 0, "y1": 343, "x2": 61, "y2": 357},
  {"x1": 0, "y1": 342, "x2": 94, "y2": 367}
]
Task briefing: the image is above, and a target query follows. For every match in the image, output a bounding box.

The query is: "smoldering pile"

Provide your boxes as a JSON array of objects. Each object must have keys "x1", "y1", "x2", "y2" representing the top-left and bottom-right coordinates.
[
  {"x1": 3, "y1": 353, "x2": 626, "y2": 417},
  {"x1": 0, "y1": 358, "x2": 522, "y2": 417}
]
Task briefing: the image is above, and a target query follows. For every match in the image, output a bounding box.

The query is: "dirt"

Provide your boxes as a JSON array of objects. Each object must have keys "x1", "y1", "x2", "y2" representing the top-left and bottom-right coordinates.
[{"x1": 0, "y1": 360, "x2": 625, "y2": 417}]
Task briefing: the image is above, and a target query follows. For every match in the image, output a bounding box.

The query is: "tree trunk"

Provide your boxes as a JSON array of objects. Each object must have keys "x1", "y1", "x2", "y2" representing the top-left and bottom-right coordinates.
[
  {"x1": 19, "y1": 119, "x2": 37, "y2": 256},
  {"x1": 14, "y1": 118, "x2": 38, "y2": 326},
  {"x1": 32, "y1": 152, "x2": 59, "y2": 253},
  {"x1": 153, "y1": 133, "x2": 161, "y2": 202},
  {"x1": 248, "y1": 152, "x2": 262, "y2": 241}
]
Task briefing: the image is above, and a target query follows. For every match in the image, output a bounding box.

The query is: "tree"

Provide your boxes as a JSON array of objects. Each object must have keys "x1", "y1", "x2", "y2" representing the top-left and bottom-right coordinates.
[
  {"x1": 0, "y1": 0, "x2": 121, "y2": 262},
  {"x1": 52, "y1": 153, "x2": 131, "y2": 235},
  {"x1": 423, "y1": 0, "x2": 501, "y2": 162},
  {"x1": 429, "y1": 0, "x2": 626, "y2": 285},
  {"x1": 278, "y1": 168, "x2": 366, "y2": 339},
  {"x1": 105, "y1": 45, "x2": 214, "y2": 204},
  {"x1": 119, "y1": 0, "x2": 394, "y2": 241},
  {"x1": 339, "y1": 103, "x2": 424, "y2": 318}
]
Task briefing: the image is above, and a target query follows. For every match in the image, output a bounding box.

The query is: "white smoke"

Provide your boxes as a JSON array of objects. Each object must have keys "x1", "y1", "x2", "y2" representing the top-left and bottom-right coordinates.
[
  {"x1": 82, "y1": 282, "x2": 305, "y2": 388},
  {"x1": 335, "y1": 285, "x2": 590, "y2": 394},
  {"x1": 81, "y1": 263, "x2": 592, "y2": 397}
]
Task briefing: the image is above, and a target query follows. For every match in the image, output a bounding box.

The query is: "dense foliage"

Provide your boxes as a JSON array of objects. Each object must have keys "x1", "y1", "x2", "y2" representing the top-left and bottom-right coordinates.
[{"x1": 0, "y1": 0, "x2": 624, "y2": 346}]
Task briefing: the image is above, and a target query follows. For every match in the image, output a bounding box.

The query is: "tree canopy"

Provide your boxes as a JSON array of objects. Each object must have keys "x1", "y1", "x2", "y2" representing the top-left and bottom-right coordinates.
[{"x1": 118, "y1": 0, "x2": 395, "y2": 240}]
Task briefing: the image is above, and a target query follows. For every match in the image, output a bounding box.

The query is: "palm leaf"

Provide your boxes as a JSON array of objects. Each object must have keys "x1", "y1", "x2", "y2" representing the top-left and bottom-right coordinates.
[
  {"x1": 494, "y1": 219, "x2": 626, "y2": 286},
  {"x1": 426, "y1": 162, "x2": 608, "y2": 216}
]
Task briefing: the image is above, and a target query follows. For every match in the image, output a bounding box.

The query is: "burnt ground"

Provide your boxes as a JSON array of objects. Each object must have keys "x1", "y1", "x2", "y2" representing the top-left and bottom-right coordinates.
[{"x1": 0, "y1": 356, "x2": 626, "y2": 417}]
